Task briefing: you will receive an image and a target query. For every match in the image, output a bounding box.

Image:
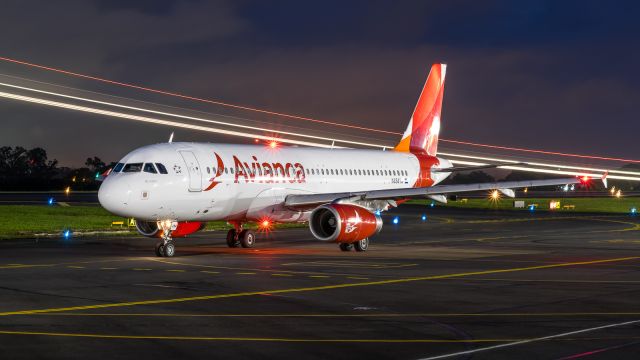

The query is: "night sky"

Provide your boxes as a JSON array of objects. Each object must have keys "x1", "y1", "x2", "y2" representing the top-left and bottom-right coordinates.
[{"x1": 1, "y1": 0, "x2": 639, "y2": 166}]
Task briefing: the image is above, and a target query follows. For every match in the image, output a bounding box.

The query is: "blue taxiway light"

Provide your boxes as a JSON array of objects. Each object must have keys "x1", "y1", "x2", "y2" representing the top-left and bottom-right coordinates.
[
  {"x1": 47, "y1": 197, "x2": 55, "y2": 205},
  {"x1": 430, "y1": 202, "x2": 435, "y2": 208},
  {"x1": 421, "y1": 214, "x2": 427, "y2": 221},
  {"x1": 63, "y1": 229, "x2": 71, "y2": 240},
  {"x1": 631, "y1": 207, "x2": 637, "y2": 215},
  {"x1": 392, "y1": 216, "x2": 399, "y2": 225}
]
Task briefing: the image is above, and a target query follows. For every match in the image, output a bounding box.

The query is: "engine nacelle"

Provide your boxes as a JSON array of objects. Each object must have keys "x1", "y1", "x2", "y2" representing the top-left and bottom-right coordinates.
[
  {"x1": 135, "y1": 220, "x2": 206, "y2": 238},
  {"x1": 309, "y1": 204, "x2": 382, "y2": 243}
]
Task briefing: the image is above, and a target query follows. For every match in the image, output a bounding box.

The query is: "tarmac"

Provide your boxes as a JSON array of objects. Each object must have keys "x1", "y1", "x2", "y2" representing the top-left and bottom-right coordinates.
[{"x1": 1, "y1": 205, "x2": 640, "y2": 359}]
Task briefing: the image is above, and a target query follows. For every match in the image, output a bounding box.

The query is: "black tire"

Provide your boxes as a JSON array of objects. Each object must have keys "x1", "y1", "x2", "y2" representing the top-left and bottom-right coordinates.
[
  {"x1": 163, "y1": 241, "x2": 176, "y2": 257},
  {"x1": 354, "y1": 238, "x2": 369, "y2": 252},
  {"x1": 155, "y1": 242, "x2": 164, "y2": 257},
  {"x1": 239, "y1": 229, "x2": 256, "y2": 248},
  {"x1": 339, "y1": 243, "x2": 353, "y2": 252},
  {"x1": 226, "y1": 229, "x2": 239, "y2": 248}
]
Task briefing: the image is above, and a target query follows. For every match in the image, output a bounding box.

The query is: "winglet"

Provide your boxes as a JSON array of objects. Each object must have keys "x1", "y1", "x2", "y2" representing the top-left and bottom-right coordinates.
[
  {"x1": 602, "y1": 171, "x2": 608, "y2": 189},
  {"x1": 168, "y1": 132, "x2": 174, "y2": 143}
]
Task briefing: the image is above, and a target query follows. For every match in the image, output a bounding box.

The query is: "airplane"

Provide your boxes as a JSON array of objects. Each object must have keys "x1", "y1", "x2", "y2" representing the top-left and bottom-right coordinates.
[{"x1": 98, "y1": 63, "x2": 591, "y2": 257}]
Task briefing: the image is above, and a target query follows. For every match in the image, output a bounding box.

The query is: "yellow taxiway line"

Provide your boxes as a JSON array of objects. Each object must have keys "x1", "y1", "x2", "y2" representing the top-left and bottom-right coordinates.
[
  {"x1": 30, "y1": 312, "x2": 640, "y2": 318},
  {"x1": 0, "y1": 256, "x2": 637, "y2": 317}
]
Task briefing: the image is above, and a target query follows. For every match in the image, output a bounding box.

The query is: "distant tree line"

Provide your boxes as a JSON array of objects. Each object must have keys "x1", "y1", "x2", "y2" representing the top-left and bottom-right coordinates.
[{"x1": 0, "y1": 146, "x2": 113, "y2": 191}]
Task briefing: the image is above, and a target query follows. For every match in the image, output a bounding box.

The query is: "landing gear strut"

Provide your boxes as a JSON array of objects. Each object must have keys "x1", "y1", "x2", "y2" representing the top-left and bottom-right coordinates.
[
  {"x1": 226, "y1": 222, "x2": 256, "y2": 248},
  {"x1": 338, "y1": 238, "x2": 369, "y2": 252},
  {"x1": 155, "y1": 222, "x2": 177, "y2": 257}
]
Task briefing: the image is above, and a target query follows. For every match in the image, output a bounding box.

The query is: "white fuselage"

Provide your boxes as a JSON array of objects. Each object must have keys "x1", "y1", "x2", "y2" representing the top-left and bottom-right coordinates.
[{"x1": 98, "y1": 142, "x2": 453, "y2": 222}]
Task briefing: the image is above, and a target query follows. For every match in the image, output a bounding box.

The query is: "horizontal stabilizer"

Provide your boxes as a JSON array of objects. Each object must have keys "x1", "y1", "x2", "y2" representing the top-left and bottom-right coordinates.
[{"x1": 431, "y1": 162, "x2": 524, "y2": 173}]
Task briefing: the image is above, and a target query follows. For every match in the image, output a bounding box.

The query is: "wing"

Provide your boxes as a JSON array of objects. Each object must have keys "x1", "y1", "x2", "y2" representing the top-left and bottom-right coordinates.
[{"x1": 284, "y1": 177, "x2": 581, "y2": 208}]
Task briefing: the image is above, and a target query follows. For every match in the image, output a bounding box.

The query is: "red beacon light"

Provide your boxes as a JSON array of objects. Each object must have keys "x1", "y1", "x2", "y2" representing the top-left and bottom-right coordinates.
[
  {"x1": 580, "y1": 175, "x2": 590, "y2": 183},
  {"x1": 269, "y1": 141, "x2": 278, "y2": 149},
  {"x1": 257, "y1": 217, "x2": 273, "y2": 232}
]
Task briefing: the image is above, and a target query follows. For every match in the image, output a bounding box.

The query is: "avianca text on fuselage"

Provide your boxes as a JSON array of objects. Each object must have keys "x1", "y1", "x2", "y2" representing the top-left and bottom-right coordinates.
[{"x1": 207, "y1": 153, "x2": 306, "y2": 189}]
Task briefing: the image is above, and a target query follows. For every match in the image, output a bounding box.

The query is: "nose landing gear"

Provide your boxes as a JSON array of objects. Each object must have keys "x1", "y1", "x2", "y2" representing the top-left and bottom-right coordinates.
[{"x1": 155, "y1": 221, "x2": 177, "y2": 257}]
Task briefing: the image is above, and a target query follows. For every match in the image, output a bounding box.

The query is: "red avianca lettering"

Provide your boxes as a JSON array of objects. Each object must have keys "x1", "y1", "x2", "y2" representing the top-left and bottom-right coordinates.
[
  {"x1": 204, "y1": 153, "x2": 306, "y2": 191},
  {"x1": 233, "y1": 155, "x2": 305, "y2": 184}
]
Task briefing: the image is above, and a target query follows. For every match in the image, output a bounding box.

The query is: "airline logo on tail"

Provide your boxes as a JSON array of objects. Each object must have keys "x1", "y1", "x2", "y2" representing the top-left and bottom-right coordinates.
[{"x1": 394, "y1": 63, "x2": 446, "y2": 156}]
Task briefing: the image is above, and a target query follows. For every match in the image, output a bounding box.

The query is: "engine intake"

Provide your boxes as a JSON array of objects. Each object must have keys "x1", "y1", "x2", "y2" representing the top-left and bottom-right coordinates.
[
  {"x1": 309, "y1": 204, "x2": 382, "y2": 243},
  {"x1": 135, "y1": 220, "x2": 205, "y2": 238}
]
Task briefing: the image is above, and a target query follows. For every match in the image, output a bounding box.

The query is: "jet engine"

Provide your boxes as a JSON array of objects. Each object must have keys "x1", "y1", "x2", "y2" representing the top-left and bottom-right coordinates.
[
  {"x1": 309, "y1": 204, "x2": 382, "y2": 243},
  {"x1": 135, "y1": 220, "x2": 206, "y2": 238}
]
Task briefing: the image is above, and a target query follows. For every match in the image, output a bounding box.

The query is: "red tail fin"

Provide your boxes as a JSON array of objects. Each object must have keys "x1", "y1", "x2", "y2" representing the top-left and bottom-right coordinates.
[{"x1": 394, "y1": 63, "x2": 446, "y2": 156}]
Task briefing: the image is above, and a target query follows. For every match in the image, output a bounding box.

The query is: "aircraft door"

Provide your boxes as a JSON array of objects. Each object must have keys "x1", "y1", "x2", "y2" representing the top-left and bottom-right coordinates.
[{"x1": 178, "y1": 150, "x2": 202, "y2": 192}]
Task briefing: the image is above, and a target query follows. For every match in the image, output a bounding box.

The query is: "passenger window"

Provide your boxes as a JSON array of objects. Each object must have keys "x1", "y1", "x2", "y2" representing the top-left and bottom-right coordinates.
[
  {"x1": 231, "y1": 168, "x2": 234, "y2": 174},
  {"x1": 349, "y1": 169, "x2": 353, "y2": 175},
  {"x1": 321, "y1": 169, "x2": 325, "y2": 175},
  {"x1": 225, "y1": 168, "x2": 228, "y2": 174},
  {"x1": 206, "y1": 167, "x2": 210, "y2": 174},
  {"x1": 143, "y1": 163, "x2": 157, "y2": 174},
  {"x1": 122, "y1": 163, "x2": 143, "y2": 172},
  {"x1": 340, "y1": 169, "x2": 343, "y2": 175},
  {"x1": 113, "y1": 163, "x2": 124, "y2": 173},
  {"x1": 155, "y1": 163, "x2": 168, "y2": 174}
]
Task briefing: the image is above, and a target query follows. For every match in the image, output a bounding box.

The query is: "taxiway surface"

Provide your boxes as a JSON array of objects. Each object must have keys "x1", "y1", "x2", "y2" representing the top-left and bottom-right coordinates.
[{"x1": 1, "y1": 205, "x2": 640, "y2": 359}]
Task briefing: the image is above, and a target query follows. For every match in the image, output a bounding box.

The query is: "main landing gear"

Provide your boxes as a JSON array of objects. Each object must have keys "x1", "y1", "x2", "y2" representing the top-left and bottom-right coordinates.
[
  {"x1": 226, "y1": 222, "x2": 256, "y2": 249},
  {"x1": 339, "y1": 238, "x2": 369, "y2": 252}
]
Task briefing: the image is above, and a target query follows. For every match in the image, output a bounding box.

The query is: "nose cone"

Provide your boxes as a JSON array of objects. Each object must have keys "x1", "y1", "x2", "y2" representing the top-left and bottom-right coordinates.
[{"x1": 98, "y1": 177, "x2": 131, "y2": 216}]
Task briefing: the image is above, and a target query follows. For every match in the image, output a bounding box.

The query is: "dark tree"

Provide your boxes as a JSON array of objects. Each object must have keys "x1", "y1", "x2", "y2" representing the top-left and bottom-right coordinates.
[{"x1": 85, "y1": 157, "x2": 106, "y2": 173}]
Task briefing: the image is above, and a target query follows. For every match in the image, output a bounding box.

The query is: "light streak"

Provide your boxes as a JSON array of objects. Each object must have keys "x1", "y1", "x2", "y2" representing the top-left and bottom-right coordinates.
[
  {"x1": 0, "y1": 86, "x2": 639, "y2": 182},
  {"x1": 440, "y1": 152, "x2": 640, "y2": 177},
  {"x1": 0, "y1": 91, "x2": 340, "y2": 149},
  {"x1": 0, "y1": 82, "x2": 383, "y2": 149},
  {"x1": 440, "y1": 138, "x2": 640, "y2": 164},
  {"x1": 2, "y1": 56, "x2": 639, "y2": 164},
  {"x1": 0, "y1": 56, "x2": 400, "y2": 136}
]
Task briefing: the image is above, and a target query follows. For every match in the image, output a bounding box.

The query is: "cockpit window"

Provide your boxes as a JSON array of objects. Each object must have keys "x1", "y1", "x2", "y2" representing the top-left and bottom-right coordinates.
[
  {"x1": 143, "y1": 163, "x2": 157, "y2": 174},
  {"x1": 113, "y1": 163, "x2": 124, "y2": 173},
  {"x1": 155, "y1": 163, "x2": 168, "y2": 174},
  {"x1": 122, "y1": 163, "x2": 143, "y2": 172}
]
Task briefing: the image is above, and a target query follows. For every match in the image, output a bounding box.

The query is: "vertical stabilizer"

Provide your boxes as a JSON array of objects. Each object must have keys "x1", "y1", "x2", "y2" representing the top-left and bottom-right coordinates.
[{"x1": 394, "y1": 63, "x2": 446, "y2": 156}]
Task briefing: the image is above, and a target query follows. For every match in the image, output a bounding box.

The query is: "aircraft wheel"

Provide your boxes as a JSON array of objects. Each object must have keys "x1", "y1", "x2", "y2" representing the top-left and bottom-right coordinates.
[
  {"x1": 163, "y1": 241, "x2": 176, "y2": 257},
  {"x1": 339, "y1": 243, "x2": 353, "y2": 252},
  {"x1": 354, "y1": 238, "x2": 369, "y2": 252},
  {"x1": 226, "y1": 229, "x2": 239, "y2": 248},
  {"x1": 239, "y1": 229, "x2": 256, "y2": 248},
  {"x1": 155, "y1": 242, "x2": 164, "y2": 257}
]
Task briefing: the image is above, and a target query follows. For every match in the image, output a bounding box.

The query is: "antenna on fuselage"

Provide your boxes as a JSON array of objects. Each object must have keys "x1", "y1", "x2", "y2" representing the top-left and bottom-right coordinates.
[{"x1": 168, "y1": 132, "x2": 174, "y2": 143}]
